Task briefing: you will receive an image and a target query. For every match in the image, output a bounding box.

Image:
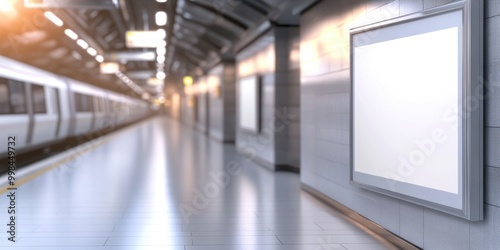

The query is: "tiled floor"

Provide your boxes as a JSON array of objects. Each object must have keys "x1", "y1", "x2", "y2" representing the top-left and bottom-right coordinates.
[{"x1": 0, "y1": 117, "x2": 398, "y2": 249}]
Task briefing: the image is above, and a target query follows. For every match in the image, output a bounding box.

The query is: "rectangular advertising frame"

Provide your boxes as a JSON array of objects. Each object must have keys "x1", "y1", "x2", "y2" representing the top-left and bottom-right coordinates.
[
  {"x1": 350, "y1": 1, "x2": 483, "y2": 221},
  {"x1": 238, "y1": 75, "x2": 261, "y2": 133}
]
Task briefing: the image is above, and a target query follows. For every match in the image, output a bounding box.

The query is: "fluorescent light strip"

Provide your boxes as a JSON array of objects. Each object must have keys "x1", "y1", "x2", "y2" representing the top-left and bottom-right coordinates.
[
  {"x1": 76, "y1": 39, "x2": 88, "y2": 49},
  {"x1": 95, "y1": 55, "x2": 104, "y2": 63},
  {"x1": 155, "y1": 11, "x2": 167, "y2": 26},
  {"x1": 87, "y1": 47, "x2": 97, "y2": 56},
  {"x1": 114, "y1": 71, "x2": 146, "y2": 95},
  {"x1": 64, "y1": 29, "x2": 78, "y2": 40},
  {"x1": 156, "y1": 47, "x2": 166, "y2": 55},
  {"x1": 44, "y1": 11, "x2": 64, "y2": 27},
  {"x1": 156, "y1": 29, "x2": 166, "y2": 39},
  {"x1": 156, "y1": 71, "x2": 166, "y2": 80}
]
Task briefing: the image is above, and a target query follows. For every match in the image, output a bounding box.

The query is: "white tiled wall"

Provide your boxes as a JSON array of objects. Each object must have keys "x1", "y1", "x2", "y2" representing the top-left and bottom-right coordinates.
[
  {"x1": 235, "y1": 30, "x2": 276, "y2": 168},
  {"x1": 235, "y1": 27, "x2": 301, "y2": 170},
  {"x1": 300, "y1": 0, "x2": 500, "y2": 249},
  {"x1": 207, "y1": 62, "x2": 237, "y2": 142}
]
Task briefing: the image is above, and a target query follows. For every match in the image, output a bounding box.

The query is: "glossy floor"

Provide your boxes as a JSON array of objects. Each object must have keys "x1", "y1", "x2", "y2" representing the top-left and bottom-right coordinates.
[{"x1": 0, "y1": 117, "x2": 398, "y2": 249}]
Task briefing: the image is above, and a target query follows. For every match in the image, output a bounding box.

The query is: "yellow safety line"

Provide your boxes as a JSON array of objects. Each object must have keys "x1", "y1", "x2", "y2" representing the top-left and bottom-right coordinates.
[{"x1": 0, "y1": 140, "x2": 105, "y2": 195}]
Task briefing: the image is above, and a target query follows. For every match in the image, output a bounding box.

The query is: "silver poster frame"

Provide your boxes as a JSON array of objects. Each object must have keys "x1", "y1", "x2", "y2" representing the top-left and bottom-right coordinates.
[
  {"x1": 350, "y1": 0, "x2": 483, "y2": 221},
  {"x1": 238, "y1": 75, "x2": 261, "y2": 134}
]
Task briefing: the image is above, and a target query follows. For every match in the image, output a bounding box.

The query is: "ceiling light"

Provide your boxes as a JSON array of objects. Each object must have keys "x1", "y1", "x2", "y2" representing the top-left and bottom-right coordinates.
[
  {"x1": 157, "y1": 55, "x2": 165, "y2": 63},
  {"x1": 87, "y1": 47, "x2": 97, "y2": 56},
  {"x1": 156, "y1": 29, "x2": 166, "y2": 39},
  {"x1": 44, "y1": 11, "x2": 64, "y2": 27},
  {"x1": 64, "y1": 29, "x2": 78, "y2": 40},
  {"x1": 155, "y1": 11, "x2": 167, "y2": 26},
  {"x1": 76, "y1": 39, "x2": 89, "y2": 49},
  {"x1": 156, "y1": 71, "x2": 166, "y2": 80},
  {"x1": 156, "y1": 46, "x2": 166, "y2": 55},
  {"x1": 100, "y1": 62, "x2": 120, "y2": 74},
  {"x1": 71, "y1": 51, "x2": 82, "y2": 61},
  {"x1": 183, "y1": 76, "x2": 193, "y2": 86},
  {"x1": 126, "y1": 30, "x2": 164, "y2": 48},
  {"x1": 95, "y1": 55, "x2": 104, "y2": 63},
  {"x1": 156, "y1": 0, "x2": 167, "y2": 2}
]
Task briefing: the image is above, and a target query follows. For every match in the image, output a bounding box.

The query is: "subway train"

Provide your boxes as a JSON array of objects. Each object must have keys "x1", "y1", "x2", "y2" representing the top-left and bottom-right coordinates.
[{"x1": 0, "y1": 55, "x2": 150, "y2": 156}]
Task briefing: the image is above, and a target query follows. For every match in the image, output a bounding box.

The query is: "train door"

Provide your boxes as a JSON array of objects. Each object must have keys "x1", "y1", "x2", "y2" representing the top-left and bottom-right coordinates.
[
  {"x1": 30, "y1": 84, "x2": 59, "y2": 145},
  {"x1": 0, "y1": 78, "x2": 29, "y2": 155},
  {"x1": 74, "y1": 93, "x2": 94, "y2": 135},
  {"x1": 51, "y1": 83, "x2": 71, "y2": 139},
  {"x1": 95, "y1": 96, "x2": 107, "y2": 131}
]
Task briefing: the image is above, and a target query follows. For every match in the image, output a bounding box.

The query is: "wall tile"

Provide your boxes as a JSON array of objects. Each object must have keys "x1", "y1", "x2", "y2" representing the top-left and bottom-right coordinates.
[
  {"x1": 485, "y1": 0, "x2": 500, "y2": 18},
  {"x1": 399, "y1": 201, "x2": 424, "y2": 248},
  {"x1": 485, "y1": 166, "x2": 500, "y2": 207},
  {"x1": 423, "y1": 0, "x2": 456, "y2": 9},
  {"x1": 485, "y1": 127, "x2": 500, "y2": 167},
  {"x1": 485, "y1": 16, "x2": 500, "y2": 63},
  {"x1": 423, "y1": 209, "x2": 470, "y2": 250},
  {"x1": 470, "y1": 205, "x2": 500, "y2": 250},
  {"x1": 484, "y1": 60, "x2": 500, "y2": 127}
]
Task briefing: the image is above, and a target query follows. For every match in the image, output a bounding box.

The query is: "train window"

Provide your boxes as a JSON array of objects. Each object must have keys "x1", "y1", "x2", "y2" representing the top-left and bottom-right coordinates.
[
  {"x1": 75, "y1": 93, "x2": 93, "y2": 112},
  {"x1": 9, "y1": 80, "x2": 27, "y2": 114},
  {"x1": 75, "y1": 94, "x2": 83, "y2": 111},
  {"x1": 31, "y1": 84, "x2": 47, "y2": 114},
  {"x1": 101, "y1": 98, "x2": 107, "y2": 112},
  {"x1": 90, "y1": 96, "x2": 96, "y2": 113},
  {"x1": 94, "y1": 97, "x2": 100, "y2": 112},
  {"x1": 0, "y1": 80, "x2": 9, "y2": 114},
  {"x1": 87, "y1": 95, "x2": 94, "y2": 112},
  {"x1": 97, "y1": 97, "x2": 104, "y2": 113}
]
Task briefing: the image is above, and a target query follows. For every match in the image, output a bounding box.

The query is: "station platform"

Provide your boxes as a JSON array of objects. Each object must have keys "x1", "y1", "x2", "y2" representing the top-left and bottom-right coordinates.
[{"x1": 0, "y1": 117, "x2": 398, "y2": 250}]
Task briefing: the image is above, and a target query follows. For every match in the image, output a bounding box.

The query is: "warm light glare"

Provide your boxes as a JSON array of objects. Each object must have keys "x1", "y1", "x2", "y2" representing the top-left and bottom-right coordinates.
[
  {"x1": 87, "y1": 47, "x2": 97, "y2": 56},
  {"x1": 126, "y1": 30, "x2": 164, "y2": 48},
  {"x1": 76, "y1": 39, "x2": 89, "y2": 49},
  {"x1": 0, "y1": 0, "x2": 15, "y2": 13},
  {"x1": 44, "y1": 11, "x2": 64, "y2": 27},
  {"x1": 64, "y1": 29, "x2": 78, "y2": 40},
  {"x1": 100, "y1": 62, "x2": 120, "y2": 74},
  {"x1": 198, "y1": 82, "x2": 207, "y2": 94},
  {"x1": 156, "y1": 11, "x2": 167, "y2": 26},
  {"x1": 183, "y1": 76, "x2": 193, "y2": 86},
  {"x1": 148, "y1": 78, "x2": 164, "y2": 86}
]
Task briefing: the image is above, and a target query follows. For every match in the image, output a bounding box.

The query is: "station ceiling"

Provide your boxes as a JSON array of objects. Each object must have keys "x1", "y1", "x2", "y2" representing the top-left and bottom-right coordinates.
[{"x1": 0, "y1": 0, "x2": 312, "y2": 97}]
